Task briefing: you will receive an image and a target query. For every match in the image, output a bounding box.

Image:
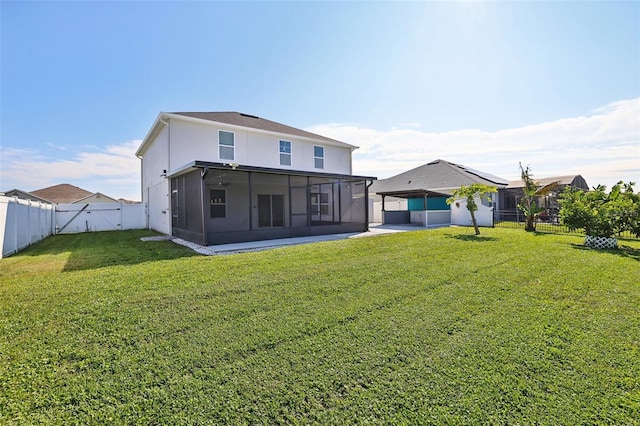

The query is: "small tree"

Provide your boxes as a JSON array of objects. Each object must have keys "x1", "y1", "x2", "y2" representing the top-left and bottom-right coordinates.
[
  {"x1": 447, "y1": 184, "x2": 497, "y2": 235},
  {"x1": 518, "y1": 163, "x2": 558, "y2": 232}
]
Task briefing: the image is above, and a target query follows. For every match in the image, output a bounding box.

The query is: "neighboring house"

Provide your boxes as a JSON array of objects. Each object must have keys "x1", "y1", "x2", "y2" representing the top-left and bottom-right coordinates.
[
  {"x1": 118, "y1": 198, "x2": 140, "y2": 204},
  {"x1": 498, "y1": 175, "x2": 589, "y2": 222},
  {"x1": 135, "y1": 111, "x2": 376, "y2": 246},
  {"x1": 12, "y1": 184, "x2": 121, "y2": 205},
  {"x1": 370, "y1": 159, "x2": 509, "y2": 227},
  {"x1": 30, "y1": 184, "x2": 93, "y2": 204},
  {"x1": 1, "y1": 189, "x2": 53, "y2": 204},
  {"x1": 73, "y1": 192, "x2": 120, "y2": 204}
]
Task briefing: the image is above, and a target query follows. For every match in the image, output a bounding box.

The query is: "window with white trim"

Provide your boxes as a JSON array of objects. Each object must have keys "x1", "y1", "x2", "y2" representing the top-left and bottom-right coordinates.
[
  {"x1": 219, "y1": 130, "x2": 235, "y2": 161},
  {"x1": 279, "y1": 140, "x2": 291, "y2": 166},
  {"x1": 314, "y1": 145, "x2": 324, "y2": 169}
]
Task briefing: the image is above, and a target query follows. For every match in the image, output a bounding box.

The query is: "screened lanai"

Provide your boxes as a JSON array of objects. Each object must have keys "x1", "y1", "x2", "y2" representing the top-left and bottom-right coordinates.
[{"x1": 169, "y1": 161, "x2": 375, "y2": 246}]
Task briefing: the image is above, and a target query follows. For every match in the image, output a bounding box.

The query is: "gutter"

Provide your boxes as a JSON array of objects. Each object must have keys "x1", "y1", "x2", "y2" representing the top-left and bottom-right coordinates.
[{"x1": 160, "y1": 117, "x2": 170, "y2": 174}]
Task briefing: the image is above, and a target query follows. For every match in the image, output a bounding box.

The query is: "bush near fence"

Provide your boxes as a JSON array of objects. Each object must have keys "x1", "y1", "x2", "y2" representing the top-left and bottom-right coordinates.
[{"x1": 494, "y1": 210, "x2": 638, "y2": 239}]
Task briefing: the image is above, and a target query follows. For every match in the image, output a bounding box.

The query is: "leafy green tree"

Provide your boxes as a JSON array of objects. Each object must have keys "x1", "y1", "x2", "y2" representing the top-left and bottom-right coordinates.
[
  {"x1": 447, "y1": 184, "x2": 497, "y2": 235},
  {"x1": 559, "y1": 181, "x2": 640, "y2": 239},
  {"x1": 518, "y1": 163, "x2": 558, "y2": 232}
]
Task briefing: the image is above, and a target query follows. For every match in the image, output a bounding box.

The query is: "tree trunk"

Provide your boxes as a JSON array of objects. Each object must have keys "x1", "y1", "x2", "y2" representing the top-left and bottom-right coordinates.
[
  {"x1": 525, "y1": 214, "x2": 536, "y2": 231},
  {"x1": 470, "y1": 211, "x2": 480, "y2": 235}
]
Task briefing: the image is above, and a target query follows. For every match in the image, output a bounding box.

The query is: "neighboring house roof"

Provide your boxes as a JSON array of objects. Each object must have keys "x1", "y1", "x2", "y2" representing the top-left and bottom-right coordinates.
[
  {"x1": 372, "y1": 159, "x2": 509, "y2": 197},
  {"x1": 505, "y1": 175, "x2": 588, "y2": 190},
  {"x1": 1, "y1": 189, "x2": 53, "y2": 203},
  {"x1": 118, "y1": 198, "x2": 141, "y2": 204},
  {"x1": 73, "y1": 192, "x2": 120, "y2": 204},
  {"x1": 30, "y1": 184, "x2": 94, "y2": 204},
  {"x1": 136, "y1": 111, "x2": 357, "y2": 157}
]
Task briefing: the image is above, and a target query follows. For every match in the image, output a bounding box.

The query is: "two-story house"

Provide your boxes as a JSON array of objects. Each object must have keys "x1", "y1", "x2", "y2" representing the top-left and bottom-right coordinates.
[{"x1": 135, "y1": 112, "x2": 376, "y2": 246}]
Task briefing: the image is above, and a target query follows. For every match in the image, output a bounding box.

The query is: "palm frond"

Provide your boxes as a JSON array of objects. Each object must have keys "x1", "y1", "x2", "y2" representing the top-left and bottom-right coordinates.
[{"x1": 535, "y1": 181, "x2": 559, "y2": 197}]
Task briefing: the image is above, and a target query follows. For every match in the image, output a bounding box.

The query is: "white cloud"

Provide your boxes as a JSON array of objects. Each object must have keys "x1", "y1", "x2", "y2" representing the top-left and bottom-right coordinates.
[
  {"x1": 1, "y1": 140, "x2": 142, "y2": 201},
  {"x1": 2, "y1": 99, "x2": 638, "y2": 203},
  {"x1": 308, "y1": 98, "x2": 640, "y2": 189}
]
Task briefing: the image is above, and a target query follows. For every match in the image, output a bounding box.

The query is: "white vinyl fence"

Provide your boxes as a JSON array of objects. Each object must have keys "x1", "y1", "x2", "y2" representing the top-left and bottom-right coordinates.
[
  {"x1": 1, "y1": 196, "x2": 55, "y2": 258},
  {"x1": 55, "y1": 202, "x2": 145, "y2": 234},
  {"x1": 1, "y1": 196, "x2": 147, "y2": 258}
]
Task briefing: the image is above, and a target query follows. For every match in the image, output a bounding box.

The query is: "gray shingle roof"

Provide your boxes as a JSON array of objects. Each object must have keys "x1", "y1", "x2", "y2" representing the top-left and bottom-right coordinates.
[
  {"x1": 172, "y1": 112, "x2": 353, "y2": 147},
  {"x1": 371, "y1": 159, "x2": 508, "y2": 195},
  {"x1": 1, "y1": 189, "x2": 53, "y2": 204}
]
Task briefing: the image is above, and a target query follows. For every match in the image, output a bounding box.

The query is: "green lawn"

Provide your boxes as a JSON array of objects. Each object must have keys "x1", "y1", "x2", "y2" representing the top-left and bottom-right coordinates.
[{"x1": 1, "y1": 228, "x2": 639, "y2": 424}]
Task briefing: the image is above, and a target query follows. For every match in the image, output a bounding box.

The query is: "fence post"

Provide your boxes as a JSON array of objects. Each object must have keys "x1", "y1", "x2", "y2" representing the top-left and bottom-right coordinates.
[
  {"x1": 28, "y1": 199, "x2": 32, "y2": 247},
  {"x1": 13, "y1": 197, "x2": 18, "y2": 255}
]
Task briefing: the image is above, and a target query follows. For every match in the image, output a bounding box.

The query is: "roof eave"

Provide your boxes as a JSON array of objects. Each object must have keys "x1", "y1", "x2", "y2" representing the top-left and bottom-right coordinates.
[
  {"x1": 135, "y1": 112, "x2": 170, "y2": 158},
  {"x1": 168, "y1": 160, "x2": 376, "y2": 181}
]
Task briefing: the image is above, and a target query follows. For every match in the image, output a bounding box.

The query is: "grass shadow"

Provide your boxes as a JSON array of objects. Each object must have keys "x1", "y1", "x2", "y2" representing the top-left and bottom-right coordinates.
[
  {"x1": 570, "y1": 243, "x2": 640, "y2": 261},
  {"x1": 15, "y1": 230, "x2": 199, "y2": 271},
  {"x1": 447, "y1": 234, "x2": 499, "y2": 242}
]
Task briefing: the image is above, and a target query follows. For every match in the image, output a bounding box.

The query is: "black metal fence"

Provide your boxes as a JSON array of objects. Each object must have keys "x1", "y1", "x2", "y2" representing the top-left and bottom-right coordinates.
[{"x1": 494, "y1": 210, "x2": 639, "y2": 240}]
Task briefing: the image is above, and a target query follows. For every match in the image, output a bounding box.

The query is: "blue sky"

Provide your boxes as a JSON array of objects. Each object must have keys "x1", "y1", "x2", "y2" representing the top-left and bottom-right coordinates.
[{"x1": 1, "y1": 1, "x2": 639, "y2": 201}]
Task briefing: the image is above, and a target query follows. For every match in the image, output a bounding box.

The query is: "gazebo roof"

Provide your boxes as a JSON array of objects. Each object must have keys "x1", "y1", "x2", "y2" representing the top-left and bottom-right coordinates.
[{"x1": 371, "y1": 159, "x2": 508, "y2": 198}]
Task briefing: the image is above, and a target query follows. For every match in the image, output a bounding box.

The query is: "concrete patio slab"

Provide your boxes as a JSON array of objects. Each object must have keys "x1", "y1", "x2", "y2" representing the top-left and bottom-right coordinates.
[
  {"x1": 142, "y1": 224, "x2": 430, "y2": 255},
  {"x1": 205, "y1": 224, "x2": 424, "y2": 254}
]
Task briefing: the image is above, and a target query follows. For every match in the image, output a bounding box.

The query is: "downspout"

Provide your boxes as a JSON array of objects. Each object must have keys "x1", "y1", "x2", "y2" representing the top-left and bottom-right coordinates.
[
  {"x1": 147, "y1": 187, "x2": 150, "y2": 230},
  {"x1": 366, "y1": 180, "x2": 374, "y2": 231},
  {"x1": 200, "y1": 169, "x2": 207, "y2": 246},
  {"x1": 160, "y1": 117, "x2": 170, "y2": 174},
  {"x1": 160, "y1": 117, "x2": 171, "y2": 234},
  {"x1": 287, "y1": 175, "x2": 292, "y2": 232},
  {"x1": 337, "y1": 180, "x2": 342, "y2": 224},
  {"x1": 306, "y1": 177, "x2": 311, "y2": 231},
  {"x1": 248, "y1": 172, "x2": 253, "y2": 230}
]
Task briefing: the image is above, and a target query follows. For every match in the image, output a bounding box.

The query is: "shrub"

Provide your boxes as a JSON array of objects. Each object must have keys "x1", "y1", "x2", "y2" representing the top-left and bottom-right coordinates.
[{"x1": 559, "y1": 181, "x2": 640, "y2": 238}]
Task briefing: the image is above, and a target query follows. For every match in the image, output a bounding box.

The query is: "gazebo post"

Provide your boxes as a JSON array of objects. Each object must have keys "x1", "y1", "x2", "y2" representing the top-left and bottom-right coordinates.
[
  {"x1": 381, "y1": 195, "x2": 386, "y2": 224},
  {"x1": 424, "y1": 192, "x2": 428, "y2": 226}
]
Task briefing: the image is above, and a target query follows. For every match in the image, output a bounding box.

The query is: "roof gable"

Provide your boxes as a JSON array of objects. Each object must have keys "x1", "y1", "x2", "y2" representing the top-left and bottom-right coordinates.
[
  {"x1": 73, "y1": 192, "x2": 120, "y2": 204},
  {"x1": 30, "y1": 183, "x2": 93, "y2": 204},
  {"x1": 1, "y1": 189, "x2": 53, "y2": 203}
]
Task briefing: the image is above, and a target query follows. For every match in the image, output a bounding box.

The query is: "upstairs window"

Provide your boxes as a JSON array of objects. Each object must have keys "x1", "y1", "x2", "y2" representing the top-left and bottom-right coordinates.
[
  {"x1": 279, "y1": 140, "x2": 292, "y2": 166},
  {"x1": 219, "y1": 130, "x2": 235, "y2": 161},
  {"x1": 314, "y1": 146, "x2": 324, "y2": 169}
]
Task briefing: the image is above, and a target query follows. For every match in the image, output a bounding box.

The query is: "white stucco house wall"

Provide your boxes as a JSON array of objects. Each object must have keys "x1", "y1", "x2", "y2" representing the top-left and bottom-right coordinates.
[{"x1": 136, "y1": 112, "x2": 376, "y2": 246}]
